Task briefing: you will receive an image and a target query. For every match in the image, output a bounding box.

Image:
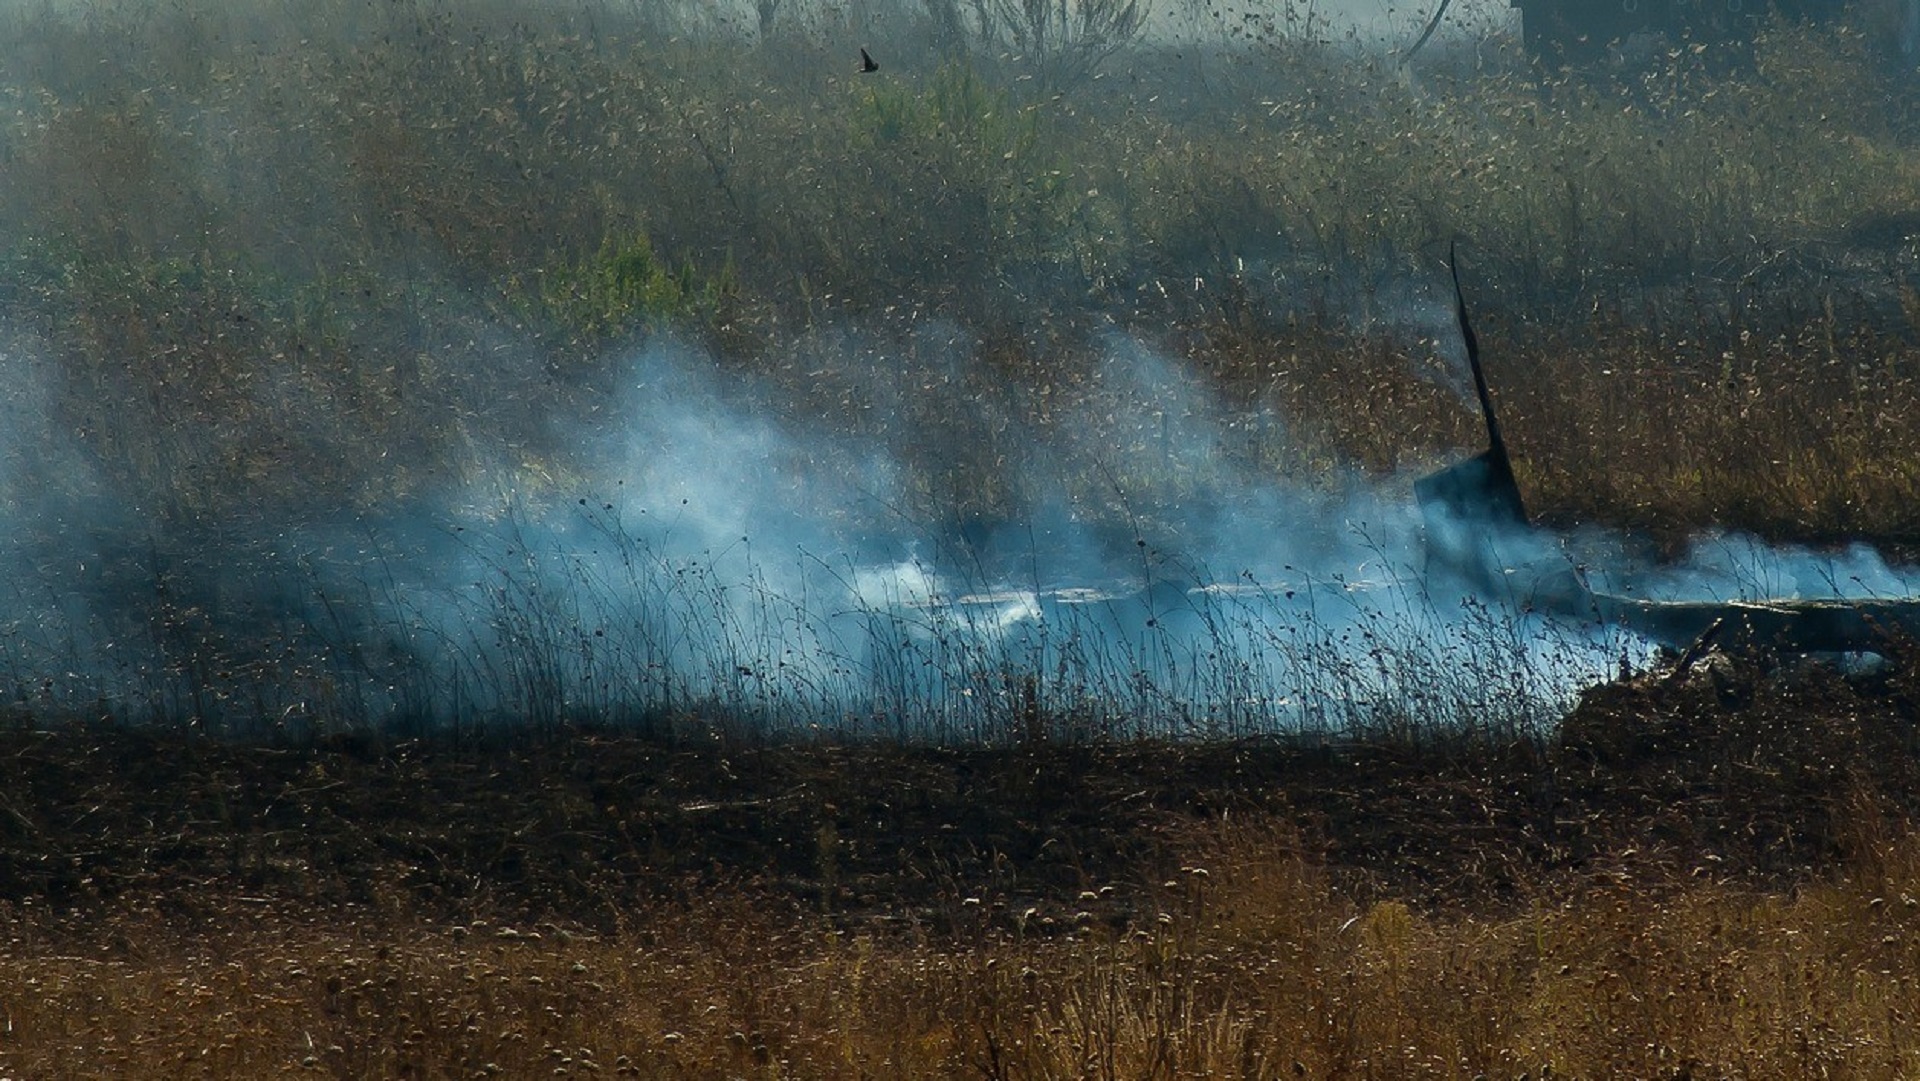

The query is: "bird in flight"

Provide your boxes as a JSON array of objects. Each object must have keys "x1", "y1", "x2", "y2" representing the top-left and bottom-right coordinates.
[{"x1": 860, "y1": 47, "x2": 879, "y2": 73}]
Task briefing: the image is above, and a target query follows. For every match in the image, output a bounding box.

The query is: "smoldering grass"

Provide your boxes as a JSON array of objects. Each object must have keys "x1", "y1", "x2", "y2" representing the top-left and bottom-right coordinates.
[
  {"x1": 0, "y1": 0, "x2": 1912, "y2": 742},
  {"x1": 450, "y1": 499, "x2": 1620, "y2": 744},
  {"x1": 0, "y1": 491, "x2": 1625, "y2": 744}
]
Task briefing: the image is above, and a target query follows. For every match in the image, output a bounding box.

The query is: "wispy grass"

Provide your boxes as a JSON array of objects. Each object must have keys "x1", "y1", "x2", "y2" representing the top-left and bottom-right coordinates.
[
  {"x1": 0, "y1": 485, "x2": 1623, "y2": 740},
  {"x1": 2, "y1": 0, "x2": 1915, "y2": 532},
  {"x1": 0, "y1": 0, "x2": 1916, "y2": 735}
]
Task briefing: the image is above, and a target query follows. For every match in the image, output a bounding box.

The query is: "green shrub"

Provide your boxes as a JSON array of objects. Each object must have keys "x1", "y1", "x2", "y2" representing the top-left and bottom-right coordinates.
[{"x1": 530, "y1": 232, "x2": 735, "y2": 341}]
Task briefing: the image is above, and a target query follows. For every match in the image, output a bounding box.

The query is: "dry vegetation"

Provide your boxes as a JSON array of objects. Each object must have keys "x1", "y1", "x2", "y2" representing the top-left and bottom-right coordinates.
[
  {"x1": 7, "y1": 655, "x2": 1920, "y2": 1076},
  {"x1": 12, "y1": 833, "x2": 1920, "y2": 1078},
  {"x1": 0, "y1": 0, "x2": 1915, "y2": 533},
  {"x1": 0, "y1": 0, "x2": 1913, "y2": 733},
  {"x1": 5, "y1": 2, "x2": 1920, "y2": 1074}
]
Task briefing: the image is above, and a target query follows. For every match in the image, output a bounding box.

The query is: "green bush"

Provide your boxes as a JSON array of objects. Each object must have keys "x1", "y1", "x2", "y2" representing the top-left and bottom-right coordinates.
[{"x1": 531, "y1": 232, "x2": 735, "y2": 341}]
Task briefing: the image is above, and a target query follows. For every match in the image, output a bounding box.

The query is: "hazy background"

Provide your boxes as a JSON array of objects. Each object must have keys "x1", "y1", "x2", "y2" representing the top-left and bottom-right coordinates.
[{"x1": 0, "y1": 0, "x2": 1915, "y2": 738}]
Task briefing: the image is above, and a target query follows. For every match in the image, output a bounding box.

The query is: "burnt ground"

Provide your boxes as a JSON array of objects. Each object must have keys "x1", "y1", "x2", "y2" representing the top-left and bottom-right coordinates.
[{"x1": 3, "y1": 651, "x2": 1920, "y2": 933}]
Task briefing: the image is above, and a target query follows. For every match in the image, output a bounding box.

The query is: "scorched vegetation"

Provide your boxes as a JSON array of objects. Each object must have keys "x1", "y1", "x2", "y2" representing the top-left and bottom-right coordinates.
[{"x1": 3, "y1": 0, "x2": 1920, "y2": 1076}]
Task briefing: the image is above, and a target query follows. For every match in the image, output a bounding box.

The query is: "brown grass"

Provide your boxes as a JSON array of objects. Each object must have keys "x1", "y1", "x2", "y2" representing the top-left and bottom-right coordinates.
[
  {"x1": 3, "y1": 9, "x2": 1920, "y2": 1070},
  {"x1": 5, "y1": 659, "x2": 1920, "y2": 1076},
  {"x1": 6, "y1": 817, "x2": 1920, "y2": 1078},
  {"x1": 2, "y1": 0, "x2": 1917, "y2": 536}
]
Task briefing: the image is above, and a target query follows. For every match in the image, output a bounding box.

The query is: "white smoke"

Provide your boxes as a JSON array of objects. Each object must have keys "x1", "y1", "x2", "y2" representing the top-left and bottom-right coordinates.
[{"x1": 0, "y1": 304, "x2": 1905, "y2": 741}]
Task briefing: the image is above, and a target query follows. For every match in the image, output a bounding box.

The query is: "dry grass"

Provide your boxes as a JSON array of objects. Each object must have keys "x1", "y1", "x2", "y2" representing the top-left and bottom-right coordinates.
[
  {"x1": 0, "y1": 0, "x2": 1916, "y2": 534},
  {"x1": 1495, "y1": 315, "x2": 1920, "y2": 543},
  {"x1": 3, "y1": 10, "x2": 1920, "y2": 1069},
  {"x1": 3, "y1": 663, "x2": 1920, "y2": 1077},
  {"x1": 6, "y1": 817, "x2": 1920, "y2": 1079}
]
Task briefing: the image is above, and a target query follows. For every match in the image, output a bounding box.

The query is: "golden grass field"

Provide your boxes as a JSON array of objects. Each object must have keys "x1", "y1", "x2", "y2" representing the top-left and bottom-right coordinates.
[{"x1": 8, "y1": 821, "x2": 1920, "y2": 1079}]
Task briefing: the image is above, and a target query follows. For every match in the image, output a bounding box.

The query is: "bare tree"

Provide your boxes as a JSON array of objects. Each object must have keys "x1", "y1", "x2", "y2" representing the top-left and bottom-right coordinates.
[
  {"x1": 983, "y1": 0, "x2": 1148, "y2": 89},
  {"x1": 921, "y1": 0, "x2": 976, "y2": 54},
  {"x1": 756, "y1": 0, "x2": 784, "y2": 41}
]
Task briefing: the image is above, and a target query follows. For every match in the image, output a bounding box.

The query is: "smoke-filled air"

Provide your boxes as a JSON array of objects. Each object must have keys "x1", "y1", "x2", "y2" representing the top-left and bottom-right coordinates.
[
  {"x1": 23, "y1": 7, "x2": 1920, "y2": 1077},
  {"x1": 3, "y1": 0, "x2": 1919, "y2": 742}
]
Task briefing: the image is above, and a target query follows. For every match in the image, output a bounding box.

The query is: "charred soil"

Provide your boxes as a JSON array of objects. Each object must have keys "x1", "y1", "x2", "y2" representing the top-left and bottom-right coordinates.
[{"x1": 4, "y1": 653, "x2": 1918, "y2": 932}]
